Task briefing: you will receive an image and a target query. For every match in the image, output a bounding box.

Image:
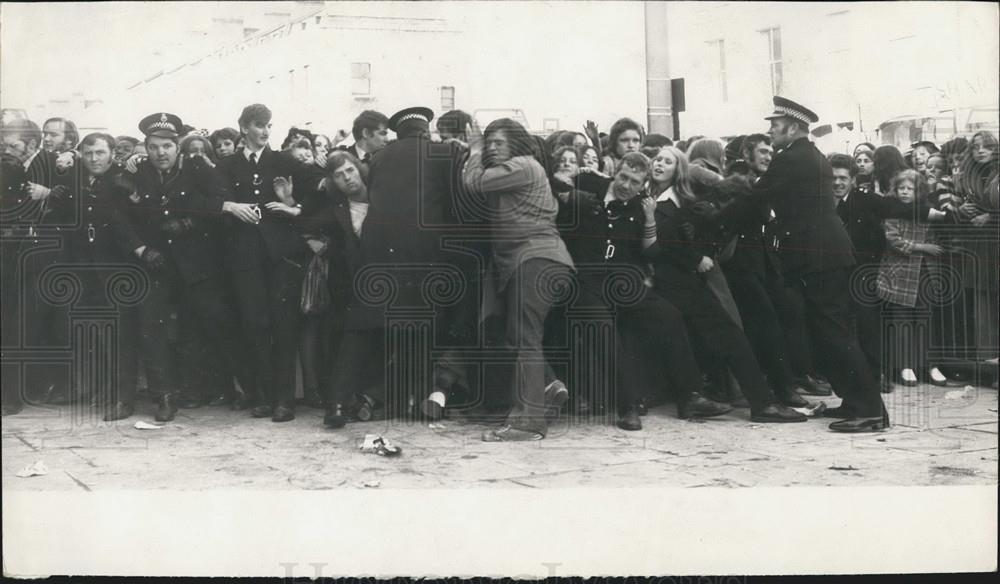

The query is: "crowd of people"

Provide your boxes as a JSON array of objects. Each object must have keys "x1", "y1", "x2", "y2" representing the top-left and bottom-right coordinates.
[{"x1": 1, "y1": 97, "x2": 997, "y2": 441}]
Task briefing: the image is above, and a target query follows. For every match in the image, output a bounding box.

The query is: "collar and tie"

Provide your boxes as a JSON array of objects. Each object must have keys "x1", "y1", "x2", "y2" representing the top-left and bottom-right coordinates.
[{"x1": 249, "y1": 152, "x2": 258, "y2": 166}]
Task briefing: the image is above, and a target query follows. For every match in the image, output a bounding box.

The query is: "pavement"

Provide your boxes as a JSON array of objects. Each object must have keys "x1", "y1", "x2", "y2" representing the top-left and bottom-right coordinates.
[{"x1": 2, "y1": 381, "x2": 997, "y2": 491}]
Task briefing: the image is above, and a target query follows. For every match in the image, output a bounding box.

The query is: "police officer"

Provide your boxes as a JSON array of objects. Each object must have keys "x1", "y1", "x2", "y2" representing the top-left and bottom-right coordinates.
[
  {"x1": 127, "y1": 112, "x2": 253, "y2": 422},
  {"x1": 751, "y1": 96, "x2": 943, "y2": 432},
  {"x1": 217, "y1": 104, "x2": 314, "y2": 423},
  {"x1": 58, "y1": 133, "x2": 145, "y2": 420}
]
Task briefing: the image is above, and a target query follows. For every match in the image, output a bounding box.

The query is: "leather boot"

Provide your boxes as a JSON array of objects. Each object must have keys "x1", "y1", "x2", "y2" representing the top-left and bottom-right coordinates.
[{"x1": 154, "y1": 393, "x2": 178, "y2": 422}]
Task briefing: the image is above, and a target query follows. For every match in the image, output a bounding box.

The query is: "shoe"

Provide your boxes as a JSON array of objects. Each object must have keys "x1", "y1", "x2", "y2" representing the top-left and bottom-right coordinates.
[
  {"x1": 928, "y1": 367, "x2": 949, "y2": 387},
  {"x1": 813, "y1": 374, "x2": 830, "y2": 386},
  {"x1": 776, "y1": 388, "x2": 811, "y2": 408},
  {"x1": 543, "y1": 380, "x2": 569, "y2": 422},
  {"x1": 421, "y1": 390, "x2": 447, "y2": 420},
  {"x1": 829, "y1": 413, "x2": 889, "y2": 433},
  {"x1": 103, "y1": 401, "x2": 134, "y2": 422},
  {"x1": 481, "y1": 424, "x2": 544, "y2": 442},
  {"x1": 324, "y1": 403, "x2": 348, "y2": 428},
  {"x1": 207, "y1": 393, "x2": 230, "y2": 407},
  {"x1": 154, "y1": 394, "x2": 178, "y2": 422},
  {"x1": 900, "y1": 368, "x2": 918, "y2": 387},
  {"x1": 178, "y1": 396, "x2": 203, "y2": 409},
  {"x1": 750, "y1": 403, "x2": 808, "y2": 423},
  {"x1": 637, "y1": 398, "x2": 648, "y2": 416},
  {"x1": 616, "y1": 406, "x2": 642, "y2": 431},
  {"x1": 271, "y1": 402, "x2": 295, "y2": 423},
  {"x1": 678, "y1": 392, "x2": 733, "y2": 419},
  {"x1": 251, "y1": 404, "x2": 273, "y2": 418},
  {"x1": 794, "y1": 376, "x2": 831, "y2": 396}
]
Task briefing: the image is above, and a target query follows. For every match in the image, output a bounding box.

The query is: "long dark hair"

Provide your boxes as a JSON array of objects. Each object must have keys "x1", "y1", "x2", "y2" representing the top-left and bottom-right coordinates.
[
  {"x1": 483, "y1": 118, "x2": 540, "y2": 167},
  {"x1": 873, "y1": 145, "x2": 909, "y2": 193}
]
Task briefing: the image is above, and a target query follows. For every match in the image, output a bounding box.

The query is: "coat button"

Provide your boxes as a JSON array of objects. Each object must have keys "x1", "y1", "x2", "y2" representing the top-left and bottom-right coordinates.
[
  {"x1": 167, "y1": 239, "x2": 173, "y2": 244},
  {"x1": 164, "y1": 210, "x2": 170, "y2": 216},
  {"x1": 389, "y1": 248, "x2": 394, "y2": 253},
  {"x1": 180, "y1": 191, "x2": 185, "y2": 196},
  {"x1": 87, "y1": 206, "x2": 93, "y2": 211},
  {"x1": 608, "y1": 223, "x2": 613, "y2": 228},
  {"x1": 235, "y1": 182, "x2": 240, "y2": 186},
  {"x1": 254, "y1": 189, "x2": 260, "y2": 195}
]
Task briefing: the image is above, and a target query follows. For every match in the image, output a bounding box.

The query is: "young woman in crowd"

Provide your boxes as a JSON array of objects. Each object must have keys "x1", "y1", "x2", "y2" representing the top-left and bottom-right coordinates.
[
  {"x1": 854, "y1": 148, "x2": 876, "y2": 194},
  {"x1": 877, "y1": 169, "x2": 949, "y2": 387},
  {"x1": 951, "y1": 131, "x2": 999, "y2": 382},
  {"x1": 873, "y1": 145, "x2": 910, "y2": 196},
  {"x1": 911, "y1": 140, "x2": 940, "y2": 173},
  {"x1": 313, "y1": 133, "x2": 332, "y2": 169},
  {"x1": 644, "y1": 146, "x2": 806, "y2": 422},
  {"x1": 601, "y1": 117, "x2": 645, "y2": 174}
]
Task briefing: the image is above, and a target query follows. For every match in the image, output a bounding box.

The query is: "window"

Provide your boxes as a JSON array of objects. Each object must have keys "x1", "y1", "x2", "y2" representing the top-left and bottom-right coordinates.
[
  {"x1": 707, "y1": 39, "x2": 728, "y2": 103},
  {"x1": 761, "y1": 27, "x2": 783, "y2": 95},
  {"x1": 440, "y1": 86, "x2": 455, "y2": 111},
  {"x1": 351, "y1": 62, "x2": 371, "y2": 96}
]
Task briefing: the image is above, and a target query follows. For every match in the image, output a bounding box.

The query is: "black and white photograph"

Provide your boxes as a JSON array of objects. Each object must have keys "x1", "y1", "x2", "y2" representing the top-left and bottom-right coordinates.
[{"x1": 1, "y1": 0, "x2": 997, "y2": 578}]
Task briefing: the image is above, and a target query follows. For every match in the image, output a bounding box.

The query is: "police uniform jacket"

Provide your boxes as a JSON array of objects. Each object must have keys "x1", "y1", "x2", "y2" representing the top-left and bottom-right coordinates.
[
  {"x1": 128, "y1": 159, "x2": 226, "y2": 284},
  {"x1": 216, "y1": 146, "x2": 311, "y2": 271},
  {"x1": 55, "y1": 165, "x2": 141, "y2": 264},
  {"x1": 750, "y1": 137, "x2": 855, "y2": 276},
  {"x1": 347, "y1": 128, "x2": 466, "y2": 330}
]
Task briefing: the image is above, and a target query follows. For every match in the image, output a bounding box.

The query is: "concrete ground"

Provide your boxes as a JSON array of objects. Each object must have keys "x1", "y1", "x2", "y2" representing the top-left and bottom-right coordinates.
[{"x1": 2, "y1": 381, "x2": 997, "y2": 490}]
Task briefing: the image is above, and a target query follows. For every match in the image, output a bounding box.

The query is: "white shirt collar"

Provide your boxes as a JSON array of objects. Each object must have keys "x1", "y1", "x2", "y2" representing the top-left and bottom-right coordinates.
[
  {"x1": 243, "y1": 145, "x2": 266, "y2": 161},
  {"x1": 655, "y1": 186, "x2": 681, "y2": 207},
  {"x1": 22, "y1": 149, "x2": 40, "y2": 170}
]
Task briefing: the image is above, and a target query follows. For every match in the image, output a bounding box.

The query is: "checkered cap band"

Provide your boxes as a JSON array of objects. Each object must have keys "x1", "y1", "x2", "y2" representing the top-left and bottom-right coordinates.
[{"x1": 771, "y1": 105, "x2": 812, "y2": 124}]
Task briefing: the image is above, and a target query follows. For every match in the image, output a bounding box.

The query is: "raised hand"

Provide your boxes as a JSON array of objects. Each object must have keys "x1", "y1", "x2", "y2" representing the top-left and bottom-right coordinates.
[{"x1": 273, "y1": 175, "x2": 294, "y2": 205}]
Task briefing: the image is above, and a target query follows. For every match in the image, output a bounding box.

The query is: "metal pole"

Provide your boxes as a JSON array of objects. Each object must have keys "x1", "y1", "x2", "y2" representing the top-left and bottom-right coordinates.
[{"x1": 645, "y1": 2, "x2": 674, "y2": 137}]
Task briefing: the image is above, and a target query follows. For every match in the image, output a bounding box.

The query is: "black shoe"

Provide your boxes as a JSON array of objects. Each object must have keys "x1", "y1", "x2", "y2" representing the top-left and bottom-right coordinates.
[
  {"x1": 829, "y1": 414, "x2": 889, "y2": 433},
  {"x1": 750, "y1": 403, "x2": 808, "y2": 423},
  {"x1": 776, "y1": 388, "x2": 811, "y2": 408},
  {"x1": 678, "y1": 392, "x2": 733, "y2": 419},
  {"x1": 272, "y1": 402, "x2": 295, "y2": 423},
  {"x1": 324, "y1": 403, "x2": 347, "y2": 428},
  {"x1": 103, "y1": 401, "x2": 134, "y2": 422},
  {"x1": 617, "y1": 406, "x2": 642, "y2": 431},
  {"x1": 154, "y1": 394, "x2": 178, "y2": 422},
  {"x1": 794, "y1": 376, "x2": 831, "y2": 396},
  {"x1": 251, "y1": 404, "x2": 273, "y2": 418},
  {"x1": 178, "y1": 396, "x2": 203, "y2": 409}
]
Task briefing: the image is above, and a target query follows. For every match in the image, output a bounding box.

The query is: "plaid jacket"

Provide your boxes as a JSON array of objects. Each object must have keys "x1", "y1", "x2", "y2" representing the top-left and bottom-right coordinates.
[{"x1": 877, "y1": 218, "x2": 938, "y2": 307}]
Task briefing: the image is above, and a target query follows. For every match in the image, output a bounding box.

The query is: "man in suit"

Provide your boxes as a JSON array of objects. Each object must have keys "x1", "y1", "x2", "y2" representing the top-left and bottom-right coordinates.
[
  {"x1": 342, "y1": 110, "x2": 389, "y2": 168},
  {"x1": 217, "y1": 104, "x2": 313, "y2": 423},
  {"x1": 750, "y1": 97, "x2": 940, "y2": 431}
]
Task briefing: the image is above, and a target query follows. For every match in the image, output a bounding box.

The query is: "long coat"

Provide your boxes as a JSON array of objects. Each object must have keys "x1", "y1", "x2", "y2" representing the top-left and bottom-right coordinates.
[
  {"x1": 751, "y1": 137, "x2": 856, "y2": 277},
  {"x1": 346, "y1": 129, "x2": 468, "y2": 331}
]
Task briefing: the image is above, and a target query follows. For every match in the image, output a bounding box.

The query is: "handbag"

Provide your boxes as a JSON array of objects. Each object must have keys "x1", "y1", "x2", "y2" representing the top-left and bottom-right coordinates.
[{"x1": 300, "y1": 253, "x2": 330, "y2": 315}]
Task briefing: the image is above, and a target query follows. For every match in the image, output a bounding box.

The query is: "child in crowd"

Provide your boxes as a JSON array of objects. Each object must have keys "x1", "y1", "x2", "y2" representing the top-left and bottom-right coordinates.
[{"x1": 877, "y1": 169, "x2": 949, "y2": 387}]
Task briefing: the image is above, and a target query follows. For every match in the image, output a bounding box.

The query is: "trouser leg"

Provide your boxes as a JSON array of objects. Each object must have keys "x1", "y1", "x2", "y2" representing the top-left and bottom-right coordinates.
[
  {"x1": 798, "y1": 268, "x2": 883, "y2": 417},
  {"x1": 503, "y1": 259, "x2": 568, "y2": 436}
]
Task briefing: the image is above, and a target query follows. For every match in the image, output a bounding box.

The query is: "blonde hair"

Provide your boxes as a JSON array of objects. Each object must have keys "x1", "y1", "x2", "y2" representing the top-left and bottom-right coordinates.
[
  {"x1": 889, "y1": 169, "x2": 927, "y2": 202},
  {"x1": 653, "y1": 146, "x2": 698, "y2": 205}
]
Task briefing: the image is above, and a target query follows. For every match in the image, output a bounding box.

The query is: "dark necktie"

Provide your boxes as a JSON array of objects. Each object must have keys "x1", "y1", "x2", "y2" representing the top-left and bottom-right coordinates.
[
  {"x1": 836, "y1": 198, "x2": 847, "y2": 223},
  {"x1": 362, "y1": 153, "x2": 371, "y2": 164},
  {"x1": 249, "y1": 152, "x2": 257, "y2": 166}
]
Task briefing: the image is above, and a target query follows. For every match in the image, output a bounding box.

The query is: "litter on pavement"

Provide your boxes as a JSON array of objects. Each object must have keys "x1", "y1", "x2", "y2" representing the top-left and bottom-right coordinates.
[{"x1": 15, "y1": 460, "x2": 49, "y2": 478}]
